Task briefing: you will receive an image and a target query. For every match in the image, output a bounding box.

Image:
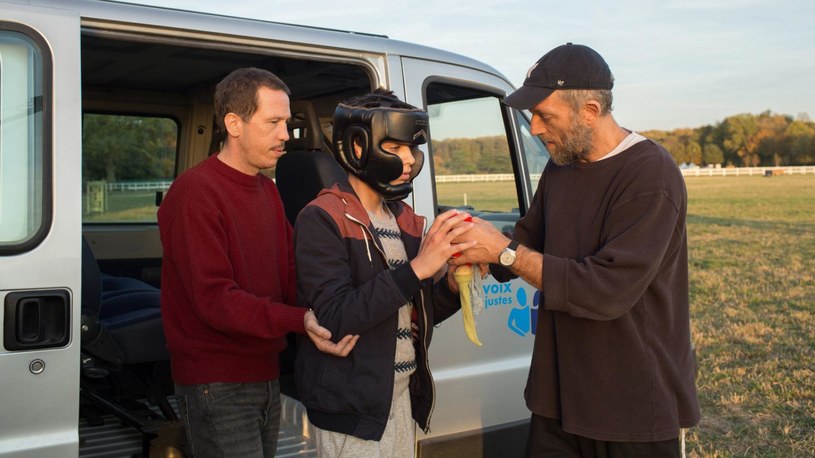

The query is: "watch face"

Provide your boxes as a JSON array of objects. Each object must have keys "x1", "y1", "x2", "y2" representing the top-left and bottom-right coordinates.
[{"x1": 500, "y1": 249, "x2": 515, "y2": 266}]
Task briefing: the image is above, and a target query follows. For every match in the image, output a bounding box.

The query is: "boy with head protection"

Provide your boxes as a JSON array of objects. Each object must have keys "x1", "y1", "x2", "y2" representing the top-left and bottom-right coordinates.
[{"x1": 293, "y1": 89, "x2": 475, "y2": 457}]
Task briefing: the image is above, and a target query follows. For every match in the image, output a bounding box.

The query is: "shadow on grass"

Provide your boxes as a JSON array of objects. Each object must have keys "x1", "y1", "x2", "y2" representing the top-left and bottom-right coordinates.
[{"x1": 687, "y1": 214, "x2": 815, "y2": 235}]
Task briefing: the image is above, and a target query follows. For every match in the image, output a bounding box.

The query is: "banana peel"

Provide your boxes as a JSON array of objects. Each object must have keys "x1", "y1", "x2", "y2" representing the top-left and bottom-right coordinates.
[{"x1": 454, "y1": 264, "x2": 482, "y2": 346}]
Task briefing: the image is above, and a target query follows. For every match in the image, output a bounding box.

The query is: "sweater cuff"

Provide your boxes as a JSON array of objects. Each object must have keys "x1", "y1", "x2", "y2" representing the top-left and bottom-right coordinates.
[
  {"x1": 542, "y1": 253, "x2": 568, "y2": 312},
  {"x1": 283, "y1": 305, "x2": 308, "y2": 334},
  {"x1": 392, "y1": 263, "x2": 422, "y2": 303}
]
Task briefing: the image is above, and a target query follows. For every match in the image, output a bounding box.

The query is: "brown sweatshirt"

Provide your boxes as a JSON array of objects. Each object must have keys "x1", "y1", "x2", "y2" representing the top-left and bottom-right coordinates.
[{"x1": 515, "y1": 138, "x2": 701, "y2": 441}]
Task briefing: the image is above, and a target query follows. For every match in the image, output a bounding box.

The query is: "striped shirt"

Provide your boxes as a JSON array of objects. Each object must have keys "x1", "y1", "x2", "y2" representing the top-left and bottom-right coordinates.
[{"x1": 368, "y1": 207, "x2": 416, "y2": 382}]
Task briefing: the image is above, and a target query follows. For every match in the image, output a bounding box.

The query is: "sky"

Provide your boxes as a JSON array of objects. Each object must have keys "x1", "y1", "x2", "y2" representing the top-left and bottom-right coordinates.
[{"x1": 124, "y1": 0, "x2": 815, "y2": 132}]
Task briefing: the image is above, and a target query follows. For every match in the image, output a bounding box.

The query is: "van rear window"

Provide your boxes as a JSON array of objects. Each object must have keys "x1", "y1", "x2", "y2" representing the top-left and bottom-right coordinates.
[{"x1": 82, "y1": 114, "x2": 178, "y2": 223}]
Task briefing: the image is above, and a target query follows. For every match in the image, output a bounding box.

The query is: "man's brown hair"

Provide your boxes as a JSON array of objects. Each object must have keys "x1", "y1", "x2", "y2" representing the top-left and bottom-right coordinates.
[{"x1": 214, "y1": 67, "x2": 290, "y2": 133}]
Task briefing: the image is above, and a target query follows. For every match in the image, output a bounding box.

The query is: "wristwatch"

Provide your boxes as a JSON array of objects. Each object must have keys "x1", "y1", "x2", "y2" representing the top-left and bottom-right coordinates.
[{"x1": 498, "y1": 240, "x2": 520, "y2": 267}]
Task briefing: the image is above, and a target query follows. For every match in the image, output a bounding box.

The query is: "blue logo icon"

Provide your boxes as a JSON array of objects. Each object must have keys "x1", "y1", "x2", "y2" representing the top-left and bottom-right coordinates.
[{"x1": 507, "y1": 287, "x2": 539, "y2": 337}]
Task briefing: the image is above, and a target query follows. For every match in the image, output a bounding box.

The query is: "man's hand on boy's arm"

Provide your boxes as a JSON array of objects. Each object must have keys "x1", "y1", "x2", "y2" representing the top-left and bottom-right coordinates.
[
  {"x1": 304, "y1": 309, "x2": 359, "y2": 357},
  {"x1": 411, "y1": 210, "x2": 476, "y2": 280}
]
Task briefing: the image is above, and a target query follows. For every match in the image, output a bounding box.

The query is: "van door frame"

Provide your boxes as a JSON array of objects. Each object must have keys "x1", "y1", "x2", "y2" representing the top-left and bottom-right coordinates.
[
  {"x1": 399, "y1": 57, "x2": 535, "y2": 456},
  {"x1": 0, "y1": 4, "x2": 82, "y2": 457}
]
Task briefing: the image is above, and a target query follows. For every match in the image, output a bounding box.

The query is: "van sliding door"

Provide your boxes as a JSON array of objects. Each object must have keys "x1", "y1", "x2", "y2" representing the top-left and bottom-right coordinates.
[{"x1": 0, "y1": 4, "x2": 82, "y2": 457}]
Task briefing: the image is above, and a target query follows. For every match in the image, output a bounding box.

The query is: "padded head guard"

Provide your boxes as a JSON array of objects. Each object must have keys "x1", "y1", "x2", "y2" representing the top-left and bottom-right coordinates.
[{"x1": 333, "y1": 101, "x2": 428, "y2": 201}]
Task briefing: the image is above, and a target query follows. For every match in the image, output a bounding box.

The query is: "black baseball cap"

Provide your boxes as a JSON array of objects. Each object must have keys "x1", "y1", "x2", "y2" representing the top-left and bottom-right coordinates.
[{"x1": 504, "y1": 43, "x2": 613, "y2": 110}]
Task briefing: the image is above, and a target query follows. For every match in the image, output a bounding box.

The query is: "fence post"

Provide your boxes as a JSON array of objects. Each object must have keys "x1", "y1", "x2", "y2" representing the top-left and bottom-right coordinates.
[{"x1": 86, "y1": 180, "x2": 107, "y2": 213}]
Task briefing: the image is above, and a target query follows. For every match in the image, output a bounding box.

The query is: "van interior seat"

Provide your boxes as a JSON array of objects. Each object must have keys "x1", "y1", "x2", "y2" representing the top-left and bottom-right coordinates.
[
  {"x1": 277, "y1": 99, "x2": 349, "y2": 226},
  {"x1": 286, "y1": 99, "x2": 325, "y2": 152},
  {"x1": 275, "y1": 100, "x2": 349, "y2": 398},
  {"x1": 81, "y1": 237, "x2": 167, "y2": 366},
  {"x1": 276, "y1": 149, "x2": 349, "y2": 226}
]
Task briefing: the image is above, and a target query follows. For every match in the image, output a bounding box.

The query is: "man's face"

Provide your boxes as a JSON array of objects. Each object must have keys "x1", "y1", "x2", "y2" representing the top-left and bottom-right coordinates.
[
  {"x1": 529, "y1": 92, "x2": 593, "y2": 166},
  {"x1": 234, "y1": 86, "x2": 291, "y2": 174}
]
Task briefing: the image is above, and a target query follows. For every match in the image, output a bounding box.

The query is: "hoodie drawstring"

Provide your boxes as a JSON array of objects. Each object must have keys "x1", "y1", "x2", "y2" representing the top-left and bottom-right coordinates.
[{"x1": 360, "y1": 225, "x2": 373, "y2": 265}]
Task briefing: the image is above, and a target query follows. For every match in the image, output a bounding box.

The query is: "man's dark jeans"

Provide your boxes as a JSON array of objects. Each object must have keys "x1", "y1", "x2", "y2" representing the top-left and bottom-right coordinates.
[{"x1": 175, "y1": 380, "x2": 281, "y2": 458}]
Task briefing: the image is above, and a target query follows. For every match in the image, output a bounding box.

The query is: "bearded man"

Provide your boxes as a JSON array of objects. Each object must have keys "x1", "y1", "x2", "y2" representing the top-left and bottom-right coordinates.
[{"x1": 451, "y1": 43, "x2": 701, "y2": 457}]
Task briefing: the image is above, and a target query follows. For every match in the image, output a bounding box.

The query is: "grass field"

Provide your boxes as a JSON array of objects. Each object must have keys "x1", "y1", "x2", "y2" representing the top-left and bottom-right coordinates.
[
  {"x1": 83, "y1": 190, "x2": 159, "y2": 222},
  {"x1": 684, "y1": 175, "x2": 815, "y2": 457},
  {"x1": 436, "y1": 180, "x2": 521, "y2": 213}
]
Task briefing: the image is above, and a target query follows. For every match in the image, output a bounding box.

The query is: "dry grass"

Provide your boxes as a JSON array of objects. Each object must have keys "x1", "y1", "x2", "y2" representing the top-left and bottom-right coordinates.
[
  {"x1": 441, "y1": 174, "x2": 815, "y2": 455},
  {"x1": 684, "y1": 175, "x2": 815, "y2": 457}
]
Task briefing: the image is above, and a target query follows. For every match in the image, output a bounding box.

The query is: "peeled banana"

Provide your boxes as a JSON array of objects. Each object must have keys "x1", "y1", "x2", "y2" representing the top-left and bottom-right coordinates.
[{"x1": 454, "y1": 264, "x2": 482, "y2": 346}]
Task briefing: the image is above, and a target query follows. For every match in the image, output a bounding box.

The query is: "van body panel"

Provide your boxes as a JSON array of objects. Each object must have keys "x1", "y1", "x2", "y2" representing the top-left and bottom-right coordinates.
[{"x1": 0, "y1": 3, "x2": 82, "y2": 457}]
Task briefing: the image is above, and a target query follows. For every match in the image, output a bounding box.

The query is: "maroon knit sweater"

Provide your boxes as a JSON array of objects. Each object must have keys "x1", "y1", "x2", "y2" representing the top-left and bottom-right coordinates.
[{"x1": 158, "y1": 154, "x2": 306, "y2": 384}]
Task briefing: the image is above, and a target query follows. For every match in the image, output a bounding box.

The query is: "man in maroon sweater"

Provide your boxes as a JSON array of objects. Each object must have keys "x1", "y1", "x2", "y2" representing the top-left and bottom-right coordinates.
[
  {"x1": 452, "y1": 44, "x2": 700, "y2": 457},
  {"x1": 158, "y1": 67, "x2": 357, "y2": 457}
]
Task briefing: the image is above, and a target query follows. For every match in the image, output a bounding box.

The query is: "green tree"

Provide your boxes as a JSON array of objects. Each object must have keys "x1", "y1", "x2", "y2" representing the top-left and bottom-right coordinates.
[
  {"x1": 721, "y1": 113, "x2": 761, "y2": 166},
  {"x1": 702, "y1": 144, "x2": 724, "y2": 166},
  {"x1": 83, "y1": 114, "x2": 177, "y2": 182},
  {"x1": 784, "y1": 120, "x2": 815, "y2": 165}
]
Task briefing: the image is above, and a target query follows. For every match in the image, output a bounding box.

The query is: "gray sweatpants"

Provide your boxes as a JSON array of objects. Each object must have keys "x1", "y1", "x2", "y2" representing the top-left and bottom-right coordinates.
[{"x1": 313, "y1": 377, "x2": 414, "y2": 457}]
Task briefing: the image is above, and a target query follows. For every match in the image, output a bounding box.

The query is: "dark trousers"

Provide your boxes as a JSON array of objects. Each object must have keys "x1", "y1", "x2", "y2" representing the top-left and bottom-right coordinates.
[
  {"x1": 526, "y1": 414, "x2": 681, "y2": 458},
  {"x1": 175, "y1": 380, "x2": 281, "y2": 458}
]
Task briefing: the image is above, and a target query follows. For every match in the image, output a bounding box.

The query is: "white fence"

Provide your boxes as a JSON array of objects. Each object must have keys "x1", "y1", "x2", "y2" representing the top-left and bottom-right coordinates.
[
  {"x1": 103, "y1": 180, "x2": 173, "y2": 192},
  {"x1": 435, "y1": 166, "x2": 815, "y2": 183},
  {"x1": 97, "y1": 167, "x2": 815, "y2": 190},
  {"x1": 435, "y1": 173, "x2": 515, "y2": 183},
  {"x1": 680, "y1": 165, "x2": 815, "y2": 177}
]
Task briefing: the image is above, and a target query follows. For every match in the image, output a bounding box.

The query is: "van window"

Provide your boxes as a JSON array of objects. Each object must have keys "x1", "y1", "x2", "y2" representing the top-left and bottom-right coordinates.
[
  {"x1": 0, "y1": 29, "x2": 49, "y2": 252},
  {"x1": 426, "y1": 83, "x2": 520, "y2": 236},
  {"x1": 515, "y1": 111, "x2": 550, "y2": 194},
  {"x1": 82, "y1": 114, "x2": 178, "y2": 223}
]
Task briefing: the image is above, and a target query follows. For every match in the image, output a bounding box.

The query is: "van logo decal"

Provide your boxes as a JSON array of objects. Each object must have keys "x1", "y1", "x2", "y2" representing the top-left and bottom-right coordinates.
[
  {"x1": 507, "y1": 287, "x2": 539, "y2": 337},
  {"x1": 479, "y1": 281, "x2": 538, "y2": 338}
]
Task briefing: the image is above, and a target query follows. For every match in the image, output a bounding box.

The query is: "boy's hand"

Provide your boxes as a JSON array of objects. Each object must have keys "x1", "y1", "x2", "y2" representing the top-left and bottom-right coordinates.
[
  {"x1": 410, "y1": 210, "x2": 476, "y2": 280},
  {"x1": 304, "y1": 309, "x2": 359, "y2": 357}
]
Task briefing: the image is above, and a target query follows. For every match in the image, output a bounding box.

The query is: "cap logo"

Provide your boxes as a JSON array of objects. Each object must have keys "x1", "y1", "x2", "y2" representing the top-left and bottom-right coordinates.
[
  {"x1": 557, "y1": 80, "x2": 565, "y2": 86},
  {"x1": 413, "y1": 129, "x2": 427, "y2": 141},
  {"x1": 526, "y1": 63, "x2": 538, "y2": 80}
]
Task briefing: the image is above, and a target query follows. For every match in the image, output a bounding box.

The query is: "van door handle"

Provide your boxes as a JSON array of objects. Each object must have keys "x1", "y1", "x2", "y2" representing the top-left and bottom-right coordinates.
[{"x1": 3, "y1": 290, "x2": 70, "y2": 350}]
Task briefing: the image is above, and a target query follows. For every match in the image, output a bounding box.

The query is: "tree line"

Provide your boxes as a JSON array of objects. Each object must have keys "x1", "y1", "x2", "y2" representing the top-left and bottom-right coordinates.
[
  {"x1": 642, "y1": 111, "x2": 814, "y2": 167},
  {"x1": 84, "y1": 111, "x2": 812, "y2": 183},
  {"x1": 431, "y1": 136, "x2": 512, "y2": 175},
  {"x1": 431, "y1": 111, "x2": 814, "y2": 175}
]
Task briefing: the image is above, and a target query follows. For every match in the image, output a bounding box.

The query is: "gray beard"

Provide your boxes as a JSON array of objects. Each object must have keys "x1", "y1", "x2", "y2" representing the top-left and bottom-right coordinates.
[{"x1": 549, "y1": 119, "x2": 593, "y2": 166}]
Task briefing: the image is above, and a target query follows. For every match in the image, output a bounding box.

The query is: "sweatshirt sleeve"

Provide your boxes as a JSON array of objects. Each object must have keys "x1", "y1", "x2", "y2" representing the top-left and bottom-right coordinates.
[
  {"x1": 294, "y1": 204, "x2": 419, "y2": 339},
  {"x1": 162, "y1": 192, "x2": 306, "y2": 339},
  {"x1": 543, "y1": 189, "x2": 682, "y2": 321}
]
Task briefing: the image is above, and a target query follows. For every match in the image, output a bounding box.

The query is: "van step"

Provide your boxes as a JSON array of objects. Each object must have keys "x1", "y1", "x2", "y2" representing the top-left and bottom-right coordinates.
[{"x1": 79, "y1": 395, "x2": 315, "y2": 457}]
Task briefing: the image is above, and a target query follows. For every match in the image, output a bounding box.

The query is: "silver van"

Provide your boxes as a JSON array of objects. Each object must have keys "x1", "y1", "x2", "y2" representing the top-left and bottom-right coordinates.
[{"x1": 0, "y1": 1, "x2": 549, "y2": 456}]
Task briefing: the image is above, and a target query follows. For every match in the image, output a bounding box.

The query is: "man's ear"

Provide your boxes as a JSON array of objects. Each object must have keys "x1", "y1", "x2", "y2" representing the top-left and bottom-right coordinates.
[
  {"x1": 224, "y1": 112, "x2": 243, "y2": 138},
  {"x1": 582, "y1": 100, "x2": 602, "y2": 124}
]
